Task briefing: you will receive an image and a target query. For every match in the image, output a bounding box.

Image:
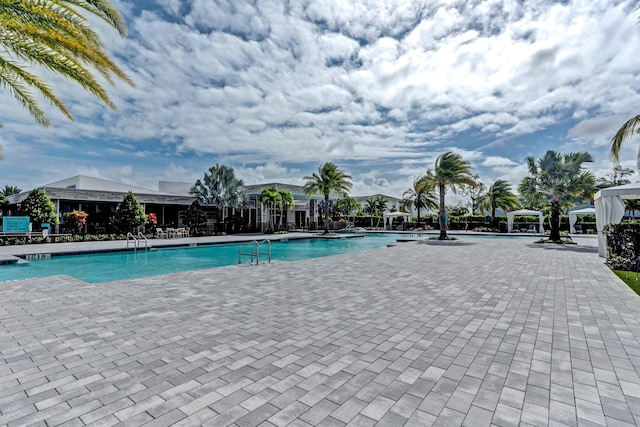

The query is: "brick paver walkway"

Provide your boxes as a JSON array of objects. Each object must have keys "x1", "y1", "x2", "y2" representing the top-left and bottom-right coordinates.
[{"x1": 1, "y1": 236, "x2": 639, "y2": 426}]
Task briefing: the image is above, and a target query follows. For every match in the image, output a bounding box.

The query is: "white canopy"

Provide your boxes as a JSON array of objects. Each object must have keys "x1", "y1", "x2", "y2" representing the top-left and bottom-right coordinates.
[
  {"x1": 594, "y1": 182, "x2": 640, "y2": 257},
  {"x1": 383, "y1": 212, "x2": 411, "y2": 229},
  {"x1": 506, "y1": 209, "x2": 544, "y2": 234},
  {"x1": 567, "y1": 207, "x2": 596, "y2": 233}
]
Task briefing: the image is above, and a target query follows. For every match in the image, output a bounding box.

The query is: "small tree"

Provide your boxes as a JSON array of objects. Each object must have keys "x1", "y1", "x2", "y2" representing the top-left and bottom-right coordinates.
[
  {"x1": 110, "y1": 191, "x2": 146, "y2": 233},
  {"x1": 460, "y1": 174, "x2": 486, "y2": 215},
  {"x1": 180, "y1": 201, "x2": 208, "y2": 235},
  {"x1": 19, "y1": 188, "x2": 59, "y2": 226}
]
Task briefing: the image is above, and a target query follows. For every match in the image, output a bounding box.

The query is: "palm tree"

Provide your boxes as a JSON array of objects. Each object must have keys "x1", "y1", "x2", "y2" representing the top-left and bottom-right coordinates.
[
  {"x1": 364, "y1": 197, "x2": 377, "y2": 228},
  {"x1": 1, "y1": 185, "x2": 21, "y2": 197},
  {"x1": 259, "y1": 187, "x2": 281, "y2": 232},
  {"x1": 1, "y1": 185, "x2": 21, "y2": 215},
  {"x1": 610, "y1": 114, "x2": 640, "y2": 168},
  {"x1": 191, "y1": 164, "x2": 246, "y2": 232},
  {"x1": 431, "y1": 152, "x2": 476, "y2": 239},
  {"x1": 0, "y1": 0, "x2": 132, "y2": 127},
  {"x1": 478, "y1": 180, "x2": 521, "y2": 229},
  {"x1": 518, "y1": 150, "x2": 596, "y2": 242},
  {"x1": 336, "y1": 196, "x2": 360, "y2": 226},
  {"x1": 402, "y1": 175, "x2": 438, "y2": 228},
  {"x1": 277, "y1": 189, "x2": 294, "y2": 230},
  {"x1": 303, "y1": 162, "x2": 352, "y2": 234}
]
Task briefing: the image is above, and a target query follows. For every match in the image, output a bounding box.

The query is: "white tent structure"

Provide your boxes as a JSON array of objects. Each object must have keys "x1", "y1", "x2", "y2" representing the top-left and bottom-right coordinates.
[
  {"x1": 567, "y1": 207, "x2": 596, "y2": 233},
  {"x1": 506, "y1": 209, "x2": 544, "y2": 234},
  {"x1": 594, "y1": 182, "x2": 640, "y2": 257},
  {"x1": 383, "y1": 212, "x2": 411, "y2": 230}
]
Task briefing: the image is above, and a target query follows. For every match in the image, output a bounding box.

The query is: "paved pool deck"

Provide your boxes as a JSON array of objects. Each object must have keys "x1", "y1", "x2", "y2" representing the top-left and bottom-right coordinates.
[{"x1": 1, "y1": 234, "x2": 640, "y2": 426}]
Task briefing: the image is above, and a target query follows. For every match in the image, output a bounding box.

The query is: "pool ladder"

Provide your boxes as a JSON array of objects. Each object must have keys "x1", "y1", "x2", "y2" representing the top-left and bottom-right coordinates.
[
  {"x1": 238, "y1": 239, "x2": 271, "y2": 265},
  {"x1": 126, "y1": 232, "x2": 149, "y2": 250}
]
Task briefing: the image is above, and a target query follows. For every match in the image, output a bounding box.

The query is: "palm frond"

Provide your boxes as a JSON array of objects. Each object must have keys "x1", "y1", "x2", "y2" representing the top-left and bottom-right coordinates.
[{"x1": 610, "y1": 115, "x2": 640, "y2": 165}]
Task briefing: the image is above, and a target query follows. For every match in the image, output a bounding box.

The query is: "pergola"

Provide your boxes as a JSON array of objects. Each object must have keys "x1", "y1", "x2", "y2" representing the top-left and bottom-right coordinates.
[
  {"x1": 383, "y1": 212, "x2": 411, "y2": 230},
  {"x1": 567, "y1": 207, "x2": 596, "y2": 234},
  {"x1": 594, "y1": 182, "x2": 640, "y2": 257},
  {"x1": 506, "y1": 209, "x2": 544, "y2": 234}
]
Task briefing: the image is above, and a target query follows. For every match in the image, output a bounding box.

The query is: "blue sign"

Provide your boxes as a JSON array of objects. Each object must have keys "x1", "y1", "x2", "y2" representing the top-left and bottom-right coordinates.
[{"x1": 2, "y1": 216, "x2": 31, "y2": 233}]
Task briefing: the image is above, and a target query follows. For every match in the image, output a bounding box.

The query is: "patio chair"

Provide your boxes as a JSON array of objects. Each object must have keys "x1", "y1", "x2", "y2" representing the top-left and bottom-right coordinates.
[
  {"x1": 574, "y1": 224, "x2": 583, "y2": 234},
  {"x1": 527, "y1": 225, "x2": 537, "y2": 233},
  {"x1": 512, "y1": 224, "x2": 520, "y2": 232},
  {"x1": 156, "y1": 228, "x2": 167, "y2": 238}
]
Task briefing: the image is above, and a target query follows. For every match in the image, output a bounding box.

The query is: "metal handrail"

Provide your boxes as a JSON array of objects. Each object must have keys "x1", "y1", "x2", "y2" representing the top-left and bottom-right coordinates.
[
  {"x1": 410, "y1": 228, "x2": 423, "y2": 237},
  {"x1": 137, "y1": 232, "x2": 148, "y2": 250},
  {"x1": 127, "y1": 231, "x2": 149, "y2": 250},
  {"x1": 238, "y1": 239, "x2": 271, "y2": 264},
  {"x1": 126, "y1": 232, "x2": 137, "y2": 249}
]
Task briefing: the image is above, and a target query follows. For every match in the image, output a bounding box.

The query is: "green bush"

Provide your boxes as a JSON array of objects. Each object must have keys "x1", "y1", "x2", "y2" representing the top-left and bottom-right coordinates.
[{"x1": 604, "y1": 223, "x2": 640, "y2": 264}]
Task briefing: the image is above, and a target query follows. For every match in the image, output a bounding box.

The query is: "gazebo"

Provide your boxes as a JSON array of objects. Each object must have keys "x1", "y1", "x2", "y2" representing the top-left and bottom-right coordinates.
[
  {"x1": 594, "y1": 182, "x2": 640, "y2": 257},
  {"x1": 383, "y1": 212, "x2": 411, "y2": 230},
  {"x1": 506, "y1": 209, "x2": 544, "y2": 234},
  {"x1": 567, "y1": 207, "x2": 596, "y2": 234}
]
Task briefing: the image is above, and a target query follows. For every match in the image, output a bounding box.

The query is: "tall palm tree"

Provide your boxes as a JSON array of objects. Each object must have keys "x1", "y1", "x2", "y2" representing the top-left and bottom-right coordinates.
[
  {"x1": 303, "y1": 162, "x2": 352, "y2": 234},
  {"x1": 431, "y1": 152, "x2": 476, "y2": 239},
  {"x1": 364, "y1": 197, "x2": 377, "y2": 228},
  {"x1": 277, "y1": 189, "x2": 294, "y2": 230},
  {"x1": 191, "y1": 164, "x2": 246, "y2": 232},
  {"x1": 259, "y1": 187, "x2": 281, "y2": 232},
  {"x1": 478, "y1": 180, "x2": 521, "y2": 229},
  {"x1": 518, "y1": 150, "x2": 596, "y2": 242},
  {"x1": 0, "y1": 0, "x2": 132, "y2": 127},
  {"x1": 402, "y1": 175, "x2": 438, "y2": 228}
]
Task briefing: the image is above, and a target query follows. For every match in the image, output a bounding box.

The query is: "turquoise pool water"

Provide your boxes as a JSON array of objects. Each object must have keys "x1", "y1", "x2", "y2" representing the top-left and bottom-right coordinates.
[{"x1": 0, "y1": 234, "x2": 405, "y2": 283}]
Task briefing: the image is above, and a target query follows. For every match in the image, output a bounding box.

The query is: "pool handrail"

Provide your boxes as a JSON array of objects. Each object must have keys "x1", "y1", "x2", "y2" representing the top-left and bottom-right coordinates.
[
  {"x1": 238, "y1": 239, "x2": 271, "y2": 264},
  {"x1": 126, "y1": 232, "x2": 149, "y2": 250}
]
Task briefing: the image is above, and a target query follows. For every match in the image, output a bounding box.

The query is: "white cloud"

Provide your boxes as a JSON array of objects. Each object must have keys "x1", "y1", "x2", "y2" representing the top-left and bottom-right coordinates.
[{"x1": 3, "y1": 0, "x2": 640, "y2": 198}]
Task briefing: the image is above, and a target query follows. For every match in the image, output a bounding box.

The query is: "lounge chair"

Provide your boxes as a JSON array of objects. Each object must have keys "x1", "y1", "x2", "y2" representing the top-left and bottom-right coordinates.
[
  {"x1": 512, "y1": 224, "x2": 520, "y2": 232},
  {"x1": 527, "y1": 225, "x2": 537, "y2": 233},
  {"x1": 574, "y1": 224, "x2": 583, "y2": 234},
  {"x1": 156, "y1": 228, "x2": 167, "y2": 238}
]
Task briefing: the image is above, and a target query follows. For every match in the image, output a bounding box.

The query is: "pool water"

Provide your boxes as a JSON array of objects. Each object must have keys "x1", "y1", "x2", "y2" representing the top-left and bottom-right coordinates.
[{"x1": 0, "y1": 234, "x2": 403, "y2": 283}]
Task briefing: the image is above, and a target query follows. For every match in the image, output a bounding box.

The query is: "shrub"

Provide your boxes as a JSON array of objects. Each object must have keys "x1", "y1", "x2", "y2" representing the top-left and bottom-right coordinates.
[
  {"x1": 62, "y1": 210, "x2": 88, "y2": 233},
  {"x1": 604, "y1": 223, "x2": 640, "y2": 265}
]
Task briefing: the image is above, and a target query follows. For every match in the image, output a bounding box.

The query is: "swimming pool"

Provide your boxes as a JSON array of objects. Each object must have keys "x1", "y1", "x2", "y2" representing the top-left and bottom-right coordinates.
[{"x1": 0, "y1": 234, "x2": 405, "y2": 283}]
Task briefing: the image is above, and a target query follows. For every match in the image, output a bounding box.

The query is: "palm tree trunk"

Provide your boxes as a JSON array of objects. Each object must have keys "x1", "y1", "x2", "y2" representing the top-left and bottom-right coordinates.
[
  {"x1": 439, "y1": 183, "x2": 447, "y2": 239},
  {"x1": 324, "y1": 195, "x2": 330, "y2": 234},
  {"x1": 491, "y1": 205, "x2": 496, "y2": 229},
  {"x1": 417, "y1": 206, "x2": 421, "y2": 229},
  {"x1": 550, "y1": 198, "x2": 561, "y2": 241}
]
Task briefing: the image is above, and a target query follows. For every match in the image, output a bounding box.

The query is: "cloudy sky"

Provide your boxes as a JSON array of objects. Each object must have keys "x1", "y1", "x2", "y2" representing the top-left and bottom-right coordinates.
[{"x1": 2, "y1": 0, "x2": 640, "y2": 201}]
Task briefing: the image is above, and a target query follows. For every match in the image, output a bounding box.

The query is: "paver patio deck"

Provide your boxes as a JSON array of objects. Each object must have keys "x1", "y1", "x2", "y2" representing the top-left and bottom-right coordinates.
[{"x1": 1, "y1": 235, "x2": 640, "y2": 426}]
